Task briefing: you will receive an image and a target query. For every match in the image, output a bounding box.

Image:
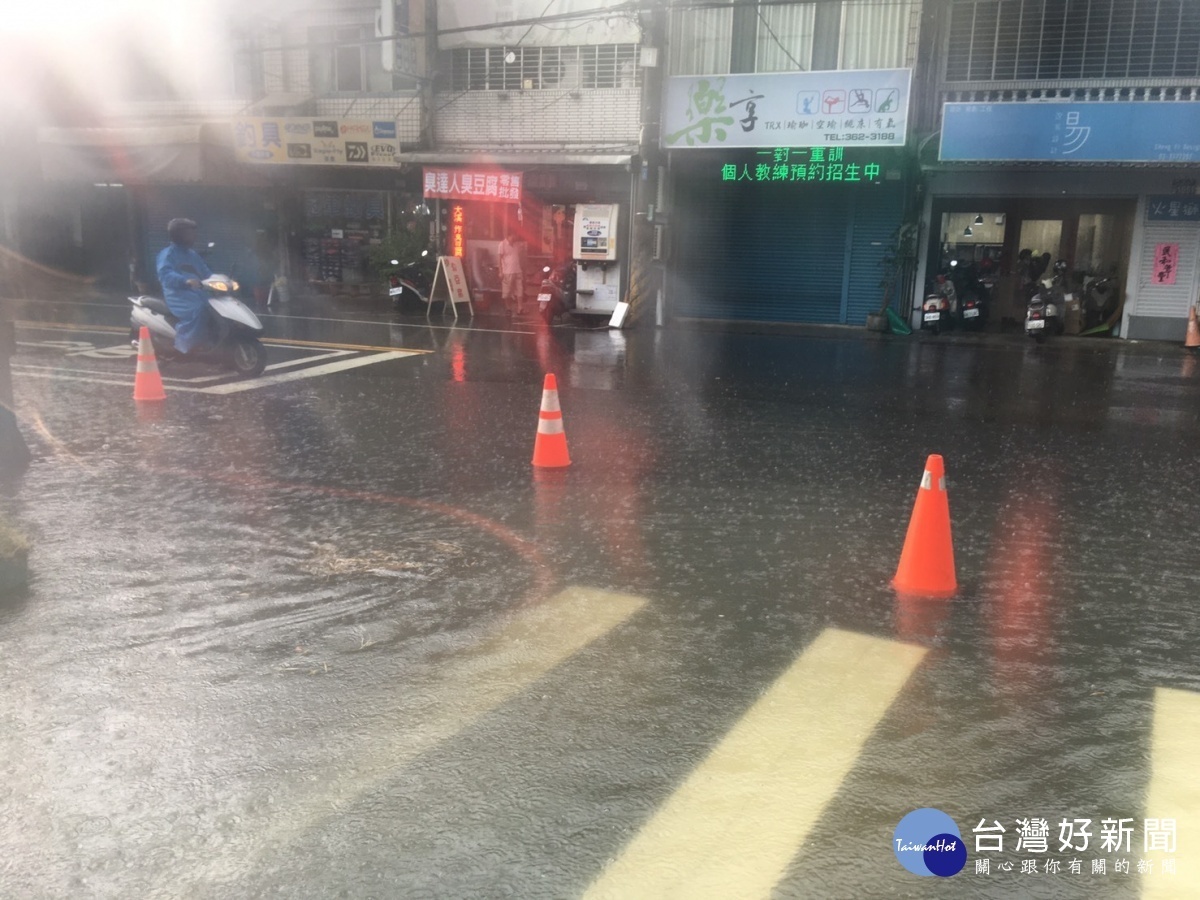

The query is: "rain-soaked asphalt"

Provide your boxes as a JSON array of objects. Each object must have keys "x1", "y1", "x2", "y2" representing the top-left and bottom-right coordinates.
[{"x1": 3, "y1": 293, "x2": 1200, "y2": 899}]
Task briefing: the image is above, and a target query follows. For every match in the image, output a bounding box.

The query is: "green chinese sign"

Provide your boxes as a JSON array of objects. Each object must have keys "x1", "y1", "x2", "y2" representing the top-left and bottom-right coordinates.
[{"x1": 719, "y1": 147, "x2": 882, "y2": 184}]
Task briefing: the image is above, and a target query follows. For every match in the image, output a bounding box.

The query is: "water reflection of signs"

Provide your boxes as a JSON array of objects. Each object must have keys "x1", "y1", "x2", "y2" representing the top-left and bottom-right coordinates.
[
  {"x1": 848, "y1": 89, "x2": 871, "y2": 113},
  {"x1": 1153, "y1": 243, "x2": 1178, "y2": 285}
]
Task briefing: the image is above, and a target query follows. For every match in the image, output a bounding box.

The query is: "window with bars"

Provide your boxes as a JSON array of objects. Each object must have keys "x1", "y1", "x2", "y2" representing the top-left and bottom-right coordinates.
[
  {"x1": 944, "y1": 0, "x2": 1200, "y2": 82},
  {"x1": 446, "y1": 45, "x2": 642, "y2": 91}
]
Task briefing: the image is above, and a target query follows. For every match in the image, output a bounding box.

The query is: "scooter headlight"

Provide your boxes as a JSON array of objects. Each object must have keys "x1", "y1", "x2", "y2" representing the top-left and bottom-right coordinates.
[
  {"x1": 210, "y1": 281, "x2": 230, "y2": 292},
  {"x1": 230, "y1": 280, "x2": 239, "y2": 291}
]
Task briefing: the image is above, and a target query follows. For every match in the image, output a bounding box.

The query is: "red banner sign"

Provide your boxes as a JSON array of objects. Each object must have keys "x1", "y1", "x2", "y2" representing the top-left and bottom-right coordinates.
[
  {"x1": 451, "y1": 205, "x2": 465, "y2": 258},
  {"x1": 423, "y1": 168, "x2": 522, "y2": 204},
  {"x1": 1153, "y1": 242, "x2": 1179, "y2": 286}
]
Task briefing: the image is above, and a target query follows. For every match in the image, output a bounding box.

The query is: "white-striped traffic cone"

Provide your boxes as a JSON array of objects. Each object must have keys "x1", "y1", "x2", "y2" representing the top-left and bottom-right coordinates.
[
  {"x1": 133, "y1": 326, "x2": 166, "y2": 402},
  {"x1": 532, "y1": 373, "x2": 570, "y2": 468}
]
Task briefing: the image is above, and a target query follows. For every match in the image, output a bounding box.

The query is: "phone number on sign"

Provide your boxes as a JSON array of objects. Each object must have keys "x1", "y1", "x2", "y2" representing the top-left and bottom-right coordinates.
[{"x1": 824, "y1": 133, "x2": 897, "y2": 142}]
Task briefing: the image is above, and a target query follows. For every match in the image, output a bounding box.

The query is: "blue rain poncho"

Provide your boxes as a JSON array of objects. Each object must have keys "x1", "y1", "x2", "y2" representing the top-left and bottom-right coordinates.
[{"x1": 156, "y1": 242, "x2": 213, "y2": 353}]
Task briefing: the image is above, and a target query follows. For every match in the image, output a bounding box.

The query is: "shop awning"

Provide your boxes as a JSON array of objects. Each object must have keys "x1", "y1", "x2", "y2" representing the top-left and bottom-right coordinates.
[
  {"x1": 37, "y1": 122, "x2": 236, "y2": 184},
  {"x1": 395, "y1": 150, "x2": 635, "y2": 167}
]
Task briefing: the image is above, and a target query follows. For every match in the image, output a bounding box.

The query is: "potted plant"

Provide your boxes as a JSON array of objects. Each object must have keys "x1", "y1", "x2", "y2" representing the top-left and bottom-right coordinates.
[
  {"x1": 867, "y1": 222, "x2": 918, "y2": 333},
  {"x1": 0, "y1": 515, "x2": 29, "y2": 596}
]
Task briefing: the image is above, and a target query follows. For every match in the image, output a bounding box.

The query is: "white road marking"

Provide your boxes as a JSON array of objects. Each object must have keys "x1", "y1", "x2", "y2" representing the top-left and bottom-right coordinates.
[
  {"x1": 197, "y1": 350, "x2": 417, "y2": 393},
  {"x1": 583, "y1": 628, "x2": 927, "y2": 900},
  {"x1": 13, "y1": 349, "x2": 415, "y2": 393}
]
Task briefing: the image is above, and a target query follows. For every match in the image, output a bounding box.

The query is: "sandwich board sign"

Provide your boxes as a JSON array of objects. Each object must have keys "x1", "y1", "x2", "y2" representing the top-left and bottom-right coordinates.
[{"x1": 427, "y1": 255, "x2": 473, "y2": 319}]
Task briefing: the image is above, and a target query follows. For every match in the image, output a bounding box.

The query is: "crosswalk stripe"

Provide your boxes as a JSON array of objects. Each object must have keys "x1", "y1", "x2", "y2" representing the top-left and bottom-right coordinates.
[
  {"x1": 170, "y1": 586, "x2": 646, "y2": 890},
  {"x1": 1142, "y1": 686, "x2": 1200, "y2": 898},
  {"x1": 582, "y1": 628, "x2": 927, "y2": 900}
]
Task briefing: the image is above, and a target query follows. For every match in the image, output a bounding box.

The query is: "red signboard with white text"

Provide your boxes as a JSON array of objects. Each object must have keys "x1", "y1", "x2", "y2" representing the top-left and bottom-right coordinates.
[{"x1": 423, "y1": 168, "x2": 522, "y2": 204}]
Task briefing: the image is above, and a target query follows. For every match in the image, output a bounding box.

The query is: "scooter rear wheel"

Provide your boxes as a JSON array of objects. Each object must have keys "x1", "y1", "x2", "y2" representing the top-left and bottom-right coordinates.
[{"x1": 230, "y1": 338, "x2": 267, "y2": 378}]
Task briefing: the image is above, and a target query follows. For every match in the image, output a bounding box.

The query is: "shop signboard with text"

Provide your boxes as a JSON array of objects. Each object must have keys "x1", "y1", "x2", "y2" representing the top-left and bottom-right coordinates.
[
  {"x1": 662, "y1": 69, "x2": 911, "y2": 150},
  {"x1": 423, "y1": 168, "x2": 523, "y2": 204},
  {"x1": 233, "y1": 118, "x2": 399, "y2": 166},
  {"x1": 940, "y1": 103, "x2": 1200, "y2": 162}
]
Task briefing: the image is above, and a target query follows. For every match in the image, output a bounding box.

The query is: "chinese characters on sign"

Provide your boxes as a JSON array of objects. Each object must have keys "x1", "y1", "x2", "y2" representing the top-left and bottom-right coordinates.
[
  {"x1": 233, "y1": 118, "x2": 399, "y2": 167},
  {"x1": 663, "y1": 69, "x2": 911, "y2": 149},
  {"x1": 968, "y1": 816, "x2": 1178, "y2": 877},
  {"x1": 1147, "y1": 196, "x2": 1200, "y2": 221},
  {"x1": 451, "y1": 205, "x2": 465, "y2": 259},
  {"x1": 717, "y1": 147, "x2": 883, "y2": 184},
  {"x1": 941, "y1": 102, "x2": 1200, "y2": 162},
  {"x1": 422, "y1": 168, "x2": 523, "y2": 204},
  {"x1": 1153, "y1": 244, "x2": 1179, "y2": 286}
]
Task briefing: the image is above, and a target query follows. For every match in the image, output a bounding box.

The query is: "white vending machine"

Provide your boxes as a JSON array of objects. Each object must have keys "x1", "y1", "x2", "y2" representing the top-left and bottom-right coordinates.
[{"x1": 572, "y1": 204, "x2": 621, "y2": 315}]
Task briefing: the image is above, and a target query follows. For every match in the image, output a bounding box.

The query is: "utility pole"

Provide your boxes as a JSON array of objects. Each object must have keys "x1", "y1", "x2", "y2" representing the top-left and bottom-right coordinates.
[
  {"x1": 0, "y1": 315, "x2": 31, "y2": 474},
  {"x1": 624, "y1": 0, "x2": 668, "y2": 327}
]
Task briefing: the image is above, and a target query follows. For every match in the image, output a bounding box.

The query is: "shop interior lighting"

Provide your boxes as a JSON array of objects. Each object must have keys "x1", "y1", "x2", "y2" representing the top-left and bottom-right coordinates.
[
  {"x1": 963, "y1": 226, "x2": 973, "y2": 236},
  {"x1": 974, "y1": 214, "x2": 984, "y2": 225}
]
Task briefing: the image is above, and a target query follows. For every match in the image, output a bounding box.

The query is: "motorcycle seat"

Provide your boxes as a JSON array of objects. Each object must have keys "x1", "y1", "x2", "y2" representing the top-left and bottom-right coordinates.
[{"x1": 135, "y1": 296, "x2": 177, "y2": 319}]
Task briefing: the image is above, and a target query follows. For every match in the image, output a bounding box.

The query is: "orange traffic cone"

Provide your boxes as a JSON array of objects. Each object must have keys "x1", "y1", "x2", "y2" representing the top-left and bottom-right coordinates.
[
  {"x1": 1186, "y1": 305, "x2": 1200, "y2": 348},
  {"x1": 133, "y1": 326, "x2": 166, "y2": 402},
  {"x1": 532, "y1": 373, "x2": 570, "y2": 468},
  {"x1": 892, "y1": 454, "x2": 957, "y2": 597}
]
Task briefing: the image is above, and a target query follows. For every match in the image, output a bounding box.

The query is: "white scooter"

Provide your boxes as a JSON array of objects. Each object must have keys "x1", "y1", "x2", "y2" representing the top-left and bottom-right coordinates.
[
  {"x1": 1025, "y1": 261, "x2": 1069, "y2": 344},
  {"x1": 130, "y1": 275, "x2": 268, "y2": 377}
]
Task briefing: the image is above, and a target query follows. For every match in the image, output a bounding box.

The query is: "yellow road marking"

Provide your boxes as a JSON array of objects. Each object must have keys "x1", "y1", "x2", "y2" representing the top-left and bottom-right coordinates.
[
  {"x1": 171, "y1": 586, "x2": 647, "y2": 890},
  {"x1": 582, "y1": 628, "x2": 926, "y2": 900},
  {"x1": 1142, "y1": 687, "x2": 1200, "y2": 898},
  {"x1": 261, "y1": 336, "x2": 431, "y2": 354}
]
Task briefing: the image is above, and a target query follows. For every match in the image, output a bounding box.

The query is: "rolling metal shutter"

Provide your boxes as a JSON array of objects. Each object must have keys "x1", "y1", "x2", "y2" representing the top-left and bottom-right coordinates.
[
  {"x1": 142, "y1": 187, "x2": 269, "y2": 285},
  {"x1": 846, "y1": 188, "x2": 906, "y2": 324},
  {"x1": 671, "y1": 179, "x2": 904, "y2": 324},
  {"x1": 1133, "y1": 220, "x2": 1200, "y2": 319}
]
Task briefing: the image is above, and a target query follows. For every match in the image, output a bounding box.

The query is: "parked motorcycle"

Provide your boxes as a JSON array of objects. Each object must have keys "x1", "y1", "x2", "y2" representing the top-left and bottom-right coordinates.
[
  {"x1": 388, "y1": 250, "x2": 432, "y2": 312},
  {"x1": 1025, "y1": 260, "x2": 1069, "y2": 343},
  {"x1": 536, "y1": 262, "x2": 577, "y2": 325},
  {"x1": 921, "y1": 274, "x2": 957, "y2": 335},
  {"x1": 130, "y1": 274, "x2": 267, "y2": 377},
  {"x1": 947, "y1": 261, "x2": 990, "y2": 330},
  {"x1": 1082, "y1": 275, "x2": 1119, "y2": 332}
]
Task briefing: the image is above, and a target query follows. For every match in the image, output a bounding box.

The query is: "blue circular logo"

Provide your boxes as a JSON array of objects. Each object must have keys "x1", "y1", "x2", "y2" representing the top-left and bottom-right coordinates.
[{"x1": 893, "y1": 808, "x2": 967, "y2": 877}]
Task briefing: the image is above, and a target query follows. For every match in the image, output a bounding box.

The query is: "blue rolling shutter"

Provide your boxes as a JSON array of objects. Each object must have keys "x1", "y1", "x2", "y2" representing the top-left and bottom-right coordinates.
[
  {"x1": 845, "y1": 188, "x2": 905, "y2": 324},
  {"x1": 671, "y1": 177, "x2": 904, "y2": 325}
]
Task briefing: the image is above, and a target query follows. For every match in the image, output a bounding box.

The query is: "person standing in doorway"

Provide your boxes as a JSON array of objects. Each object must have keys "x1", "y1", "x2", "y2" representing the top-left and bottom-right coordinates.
[{"x1": 498, "y1": 229, "x2": 525, "y2": 316}]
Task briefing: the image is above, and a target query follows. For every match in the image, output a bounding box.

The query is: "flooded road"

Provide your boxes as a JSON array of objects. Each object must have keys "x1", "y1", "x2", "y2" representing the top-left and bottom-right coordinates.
[{"x1": 3, "y1": 301, "x2": 1200, "y2": 898}]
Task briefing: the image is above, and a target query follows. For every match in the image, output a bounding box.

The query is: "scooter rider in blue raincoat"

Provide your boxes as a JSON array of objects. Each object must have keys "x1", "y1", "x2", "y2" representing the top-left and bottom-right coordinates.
[{"x1": 156, "y1": 218, "x2": 212, "y2": 354}]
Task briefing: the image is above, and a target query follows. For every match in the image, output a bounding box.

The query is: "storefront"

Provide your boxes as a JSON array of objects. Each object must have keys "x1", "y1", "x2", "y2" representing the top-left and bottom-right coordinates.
[
  {"x1": 926, "y1": 102, "x2": 1200, "y2": 341},
  {"x1": 419, "y1": 159, "x2": 631, "y2": 314},
  {"x1": 661, "y1": 68, "x2": 915, "y2": 325},
  {"x1": 670, "y1": 147, "x2": 909, "y2": 324}
]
